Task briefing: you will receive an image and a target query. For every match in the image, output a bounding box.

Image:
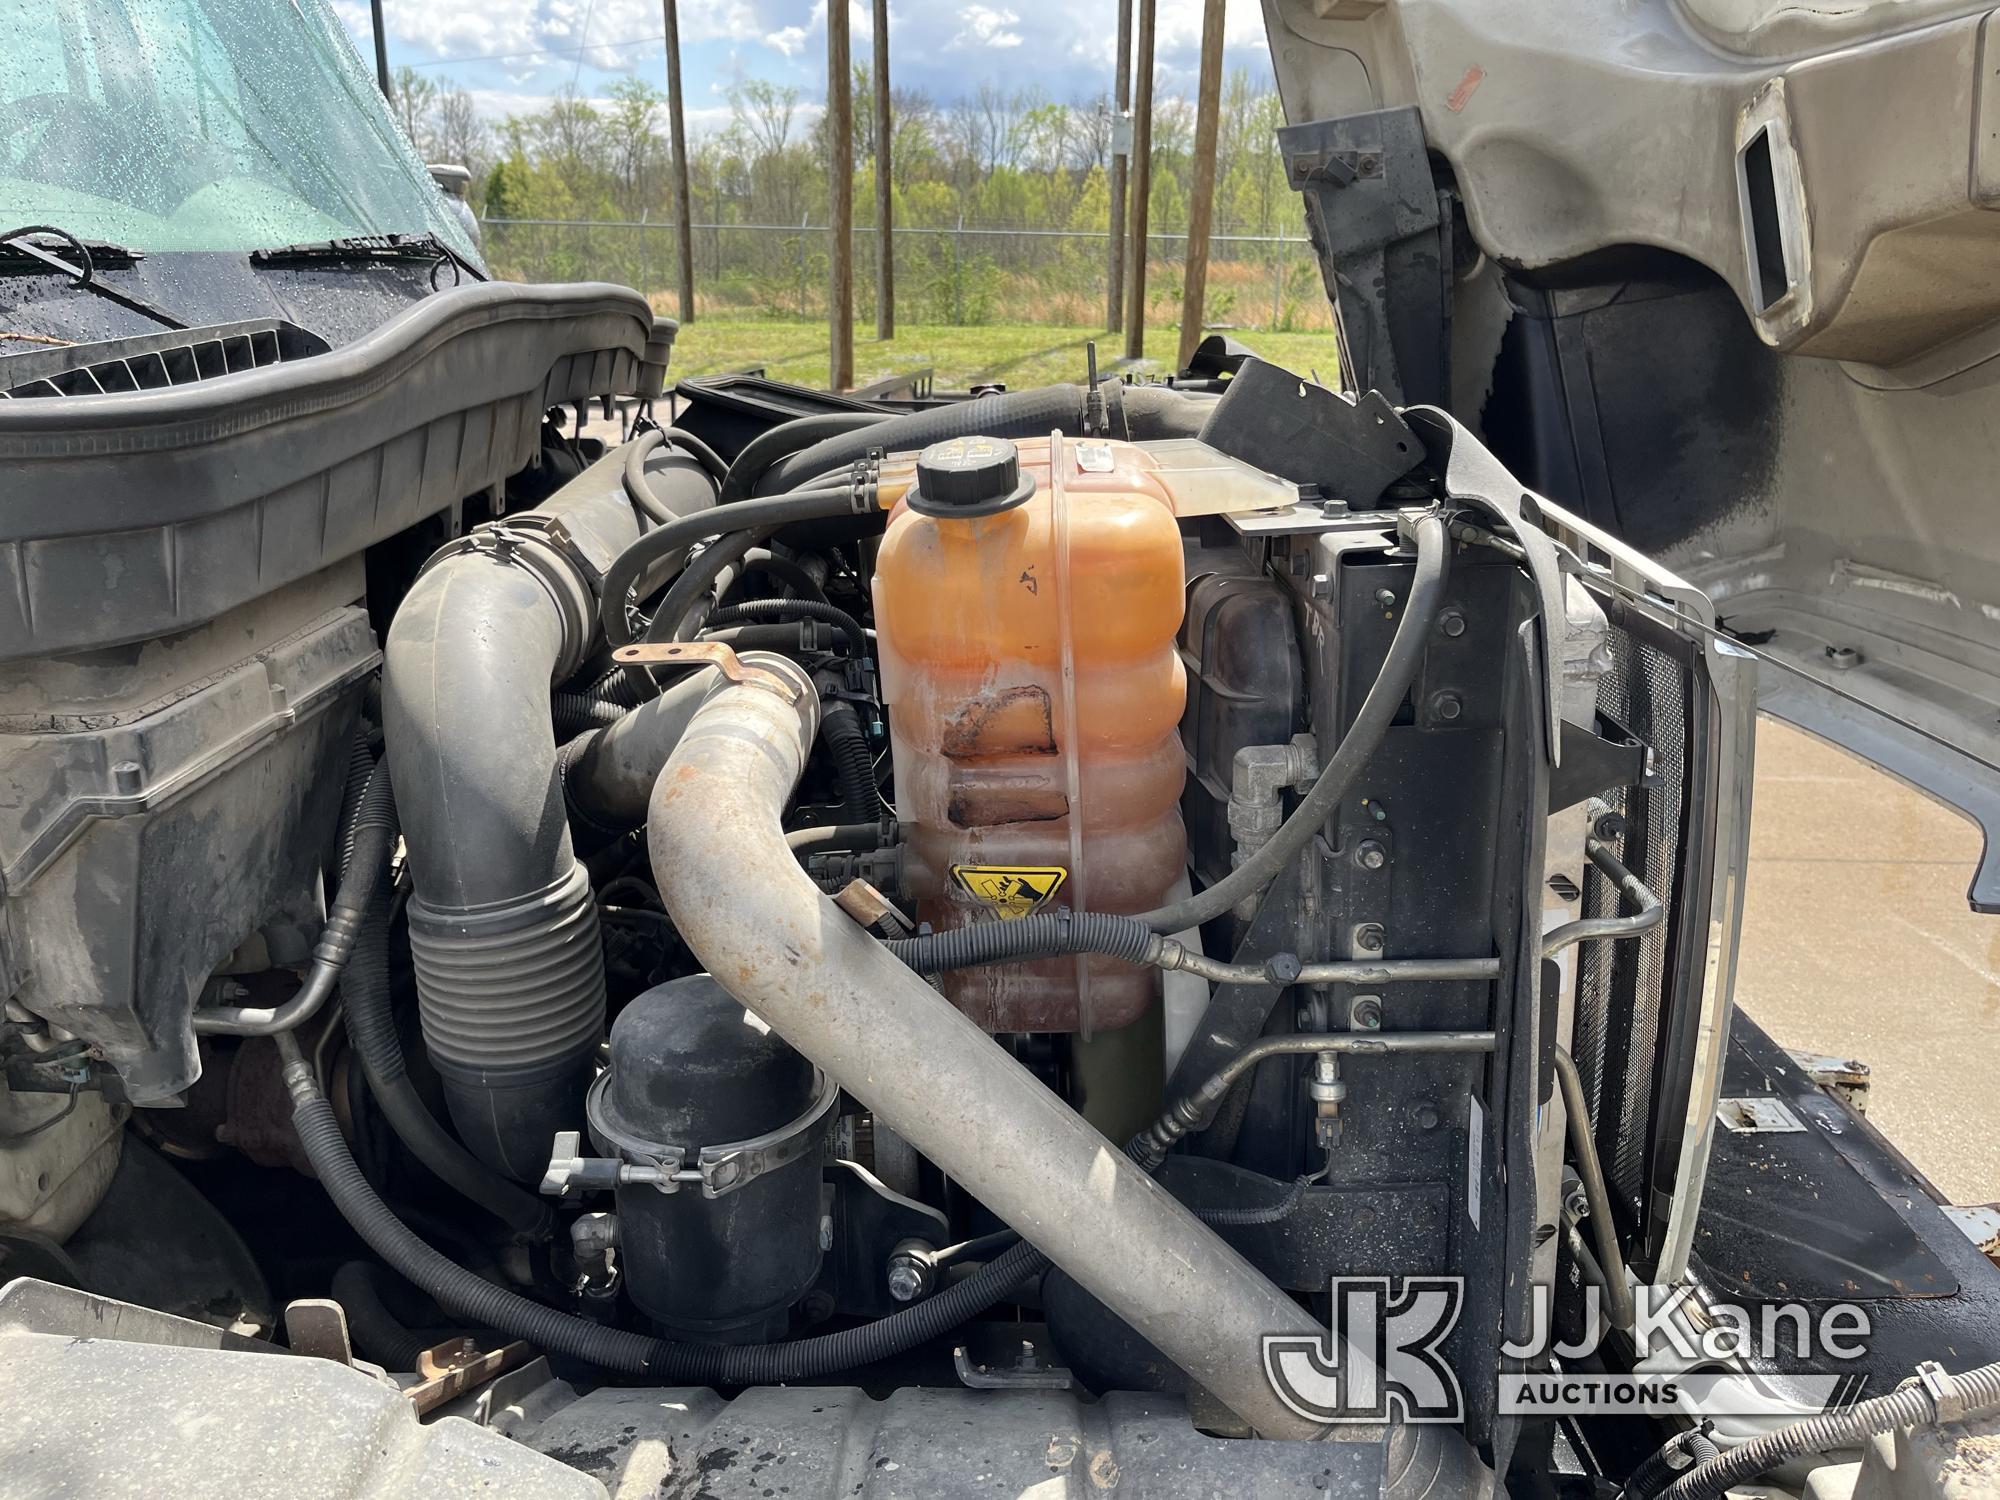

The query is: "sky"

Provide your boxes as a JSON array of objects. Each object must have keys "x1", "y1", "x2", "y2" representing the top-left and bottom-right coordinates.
[{"x1": 329, "y1": 0, "x2": 1277, "y2": 135}]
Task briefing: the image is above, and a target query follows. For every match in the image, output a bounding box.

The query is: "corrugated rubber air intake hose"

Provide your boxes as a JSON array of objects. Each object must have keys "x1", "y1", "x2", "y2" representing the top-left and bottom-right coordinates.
[{"x1": 384, "y1": 447, "x2": 653, "y2": 1181}]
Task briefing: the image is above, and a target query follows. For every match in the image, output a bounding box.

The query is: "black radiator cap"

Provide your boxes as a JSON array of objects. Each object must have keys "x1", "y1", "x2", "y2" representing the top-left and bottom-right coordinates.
[{"x1": 909, "y1": 434, "x2": 1037, "y2": 517}]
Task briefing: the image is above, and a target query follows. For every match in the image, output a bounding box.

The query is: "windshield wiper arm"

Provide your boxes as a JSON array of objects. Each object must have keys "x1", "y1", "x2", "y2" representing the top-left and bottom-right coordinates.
[
  {"x1": 250, "y1": 232, "x2": 487, "y2": 286},
  {"x1": 0, "y1": 225, "x2": 185, "y2": 331}
]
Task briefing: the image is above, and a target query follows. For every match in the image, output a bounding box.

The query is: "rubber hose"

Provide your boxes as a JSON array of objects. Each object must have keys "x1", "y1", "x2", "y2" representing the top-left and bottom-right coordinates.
[
  {"x1": 333, "y1": 723, "x2": 376, "y2": 878},
  {"x1": 1196, "y1": 1177, "x2": 1309, "y2": 1227},
  {"x1": 552, "y1": 691, "x2": 625, "y2": 737},
  {"x1": 708, "y1": 598, "x2": 868, "y2": 659},
  {"x1": 700, "y1": 624, "x2": 835, "y2": 655},
  {"x1": 736, "y1": 551, "x2": 828, "y2": 602},
  {"x1": 335, "y1": 773, "x2": 553, "y2": 1237},
  {"x1": 758, "y1": 387, "x2": 1091, "y2": 496},
  {"x1": 785, "y1": 822, "x2": 894, "y2": 854},
  {"x1": 283, "y1": 1049, "x2": 1045, "y2": 1382},
  {"x1": 600, "y1": 490, "x2": 857, "y2": 648},
  {"x1": 1622, "y1": 1428, "x2": 1720, "y2": 1500},
  {"x1": 660, "y1": 426, "x2": 726, "y2": 481},
  {"x1": 719, "y1": 412, "x2": 889, "y2": 504},
  {"x1": 1657, "y1": 1363, "x2": 2000, "y2": 1500},
  {"x1": 819, "y1": 697, "x2": 880, "y2": 817},
  {"x1": 330, "y1": 1261, "x2": 434, "y2": 1371},
  {"x1": 624, "y1": 429, "x2": 715, "y2": 526},
  {"x1": 887, "y1": 910, "x2": 1155, "y2": 973}
]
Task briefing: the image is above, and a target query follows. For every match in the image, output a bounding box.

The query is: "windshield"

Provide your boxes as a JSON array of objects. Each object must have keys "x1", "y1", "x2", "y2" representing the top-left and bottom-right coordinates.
[{"x1": 0, "y1": 0, "x2": 472, "y2": 256}]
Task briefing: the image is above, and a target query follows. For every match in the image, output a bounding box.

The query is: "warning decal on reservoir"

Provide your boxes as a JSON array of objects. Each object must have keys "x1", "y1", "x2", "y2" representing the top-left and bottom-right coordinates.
[{"x1": 950, "y1": 864, "x2": 1068, "y2": 920}]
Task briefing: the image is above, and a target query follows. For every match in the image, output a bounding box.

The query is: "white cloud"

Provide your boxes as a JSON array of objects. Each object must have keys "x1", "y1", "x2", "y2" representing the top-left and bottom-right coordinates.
[
  {"x1": 765, "y1": 25, "x2": 809, "y2": 56},
  {"x1": 947, "y1": 4, "x2": 1024, "y2": 52}
]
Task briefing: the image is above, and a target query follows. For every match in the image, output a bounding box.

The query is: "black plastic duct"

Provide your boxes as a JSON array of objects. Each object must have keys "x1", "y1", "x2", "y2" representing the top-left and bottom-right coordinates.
[
  {"x1": 753, "y1": 382, "x2": 1214, "y2": 494},
  {"x1": 383, "y1": 443, "x2": 713, "y2": 1179}
]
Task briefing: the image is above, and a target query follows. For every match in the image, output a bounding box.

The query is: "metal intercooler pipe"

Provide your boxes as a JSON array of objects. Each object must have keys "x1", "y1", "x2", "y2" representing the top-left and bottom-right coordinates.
[
  {"x1": 645, "y1": 653, "x2": 1330, "y2": 1440},
  {"x1": 384, "y1": 444, "x2": 714, "y2": 1179}
]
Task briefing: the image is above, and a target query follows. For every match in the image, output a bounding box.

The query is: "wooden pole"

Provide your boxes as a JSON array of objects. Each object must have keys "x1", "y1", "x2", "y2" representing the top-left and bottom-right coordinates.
[
  {"x1": 1122, "y1": 0, "x2": 1156, "y2": 361},
  {"x1": 368, "y1": 0, "x2": 391, "y2": 98},
  {"x1": 828, "y1": 0, "x2": 854, "y2": 391},
  {"x1": 873, "y1": 0, "x2": 894, "y2": 341},
  {"x1": 1106, "y1": 0, "x2": 1132, "y2": 333},
  {"x1": 1177, "y1": 0, "x2": 1226, "y2": 370},
  {"x1": 662, "y1": 0, "x2": 697, "y2": 324}
]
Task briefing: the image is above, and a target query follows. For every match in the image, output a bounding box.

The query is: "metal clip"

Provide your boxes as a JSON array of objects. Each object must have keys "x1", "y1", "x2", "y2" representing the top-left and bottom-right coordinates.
[
  {"x1": 611, "y1": 640, "x2": 804, "y2": 702},
  {"x1": 1916, "y1": 1360, "x2": 1968, "y2": 1425}
]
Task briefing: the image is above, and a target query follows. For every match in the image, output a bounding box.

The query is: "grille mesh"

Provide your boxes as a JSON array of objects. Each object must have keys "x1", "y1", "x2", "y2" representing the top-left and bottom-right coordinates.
[{"x1": 1572, "y1": 629, "x2": 1691, "y2": 1225}]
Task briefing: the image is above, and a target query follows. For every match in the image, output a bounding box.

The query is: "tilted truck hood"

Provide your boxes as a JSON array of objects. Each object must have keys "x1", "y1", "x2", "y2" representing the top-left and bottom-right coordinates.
[{"x1": 1259, "y1": 0, "x2": 2000, "y2": 909}]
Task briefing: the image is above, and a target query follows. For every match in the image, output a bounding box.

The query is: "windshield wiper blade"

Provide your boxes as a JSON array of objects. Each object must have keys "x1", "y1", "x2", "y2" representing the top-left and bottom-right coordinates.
[
  {"x1": 250, "y1": 232, "x2": 487, "y2": 285},
  {"x1": 0, "y1": 224, "x2": 184, "y2": 331}
]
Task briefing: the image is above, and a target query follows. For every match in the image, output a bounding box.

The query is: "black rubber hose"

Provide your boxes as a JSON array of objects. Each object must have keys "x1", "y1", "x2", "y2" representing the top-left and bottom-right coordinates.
[
  {"x1": 660, "y1": 426, "x2": 726, "y2": 481},
  {"x1": 623, "y1": 429, "x2": 717, "y2": 526},
  {"x1": 330, "y1": 1261, "x2": 434, "y2": 1371},
  {"x1": 736, "y1": 551, "x2": 827, "y2": 602},
  {"x1": 1655, "y1": 1363, "x2": 2000, "y2": 1500},
  {"x1": 552, "y1": 690, "x2": 625, "y2": 737},
  {"x1": 336, "y1": 772, "x2": 553, "y2": 1238},
  {"x1": 600, "y1": 489, "x2": 860, "y2": 648},
  {"x1": 719, "y1": 412, "x2": 889, "y2": 504},
  {"x1": 280, "y1": 1037, "x2": 1043, "y2": 1381},
  {"x1": 333, "y1": 723, "x2": 376, "y2": 878},
  {"x1": 887, "y1": 910, "x2": 1155, "y2": 973},
  {"x1": 756, "y1": 383, "x2": 1215, "y2": 496},
  {"x1": 700, "y1": 624, "x2": 835, "y2": 655},
  {"x1": 707, "y1": 598, "x2": 868, "y2": 659},
  {"x1": 820, "y1": 699, "x2": 880, "y2": 817}
]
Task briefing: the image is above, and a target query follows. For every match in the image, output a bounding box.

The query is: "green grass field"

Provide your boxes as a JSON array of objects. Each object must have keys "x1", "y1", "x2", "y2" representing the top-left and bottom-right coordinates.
[{"x1": 665, "y1": 316, "x2": 1342, "y2": 394}]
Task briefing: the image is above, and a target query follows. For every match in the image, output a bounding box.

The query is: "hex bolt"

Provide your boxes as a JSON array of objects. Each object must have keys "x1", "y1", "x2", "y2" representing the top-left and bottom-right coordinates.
[
  {"x1": 111, "y1": 761, "x2": 143, "y2": 796},
  {"x1": 886, "y1": 1239, "x2": 935, "y2": 1303},
  {"x1": 1430, "y1": 691, "x2": 1463, "y2": 722},
  {"x1": 1309, "y1": 572, "x2": 1334, "y2": 601},
  {"x1": 1348, "y1": 995, "x2": 1383, "y2": 1031},
  {"x1": 1437, "y1": 608, "x2": 1467, "y2": 639},
  {"x1": 1374, "y1": 587, "x2": 1398, "y2": 609},
  {"x1": 1355, "y1": 839, "x2": 1388, "y2": 871},
  {"x1": 1354, "y1": 923, "x2": 1386, "y2": 954},
  {"x1": 1824, "y1": 644, "x2": 1863, "y2": 670}
]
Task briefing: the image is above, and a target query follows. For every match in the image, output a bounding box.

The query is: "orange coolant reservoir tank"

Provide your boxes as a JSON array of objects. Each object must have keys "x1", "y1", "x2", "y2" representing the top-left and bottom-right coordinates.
[{"x1": 871, "y1": 432, "x2": 1187, "y2": 1034}]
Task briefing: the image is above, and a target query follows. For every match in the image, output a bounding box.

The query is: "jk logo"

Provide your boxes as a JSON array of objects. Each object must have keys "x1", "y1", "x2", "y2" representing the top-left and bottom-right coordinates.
[{"x1": 1262, "y1": 1277, "x2": 1466, "y2": 1424}]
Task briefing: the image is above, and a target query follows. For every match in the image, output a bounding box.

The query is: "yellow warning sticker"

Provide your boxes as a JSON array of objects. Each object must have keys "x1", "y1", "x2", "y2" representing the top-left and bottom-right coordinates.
[{"x1": 949, "y1": 864, "x2": 1068, "y2": 921}]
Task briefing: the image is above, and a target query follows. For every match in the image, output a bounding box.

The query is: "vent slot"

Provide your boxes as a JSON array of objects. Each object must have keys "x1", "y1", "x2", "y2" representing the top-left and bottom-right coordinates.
[
  {"x1": 0, "y1": 320, "x2": 329, "y2": 399},
  {"x1": 1740, "y1": 128, "x2": 1792, "y2": 313}
]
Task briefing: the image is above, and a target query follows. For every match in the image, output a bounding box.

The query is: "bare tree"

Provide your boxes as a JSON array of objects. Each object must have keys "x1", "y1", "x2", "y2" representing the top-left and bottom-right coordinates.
[
  {"x1": 391, "y1": 66, "x2": 440, "y2": 155},
  {"x1": 433, "y1": 86, "x2": 488, "y2": 176}
]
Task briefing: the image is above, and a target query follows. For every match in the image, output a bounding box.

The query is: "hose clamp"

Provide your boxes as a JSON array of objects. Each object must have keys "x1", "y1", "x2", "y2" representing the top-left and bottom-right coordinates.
[
  {"x1": 566, "y1": 1068, "x2": 841, "y2": 1201},
  {"x1": 1916, "y1": 1360, "x2": 1968, "y2": 1424}
]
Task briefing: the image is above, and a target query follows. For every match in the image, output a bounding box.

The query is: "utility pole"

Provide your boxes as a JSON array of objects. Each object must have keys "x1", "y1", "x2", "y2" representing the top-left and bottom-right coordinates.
[
  {"x1": 1177, "y1": 0, "x2": 1226, "y2": 369},
  {"x1": 828, "y1": 0, "x2": 855, "y2": 391},
  {"x1": 1121, "y1": 0, "x2": 1156, "y2": 361},
  {"x1": 1106, "y1": 0, "x2": 1132, "y2": 333},
  {"x1": 368, "y1": 0, "x2": 391, "y2": 99},
  {"x1": 873, "y1": 0, "x2": 894, "y2": 341},
  {"x1": 662, "y1": 0, "x2": 697, "y2": 323}
]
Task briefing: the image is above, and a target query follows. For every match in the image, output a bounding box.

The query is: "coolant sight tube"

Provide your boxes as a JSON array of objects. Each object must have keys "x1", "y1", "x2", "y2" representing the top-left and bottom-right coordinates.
[{"x1": 645, "y1": 652, "x2": 1331, "y2": 1440}]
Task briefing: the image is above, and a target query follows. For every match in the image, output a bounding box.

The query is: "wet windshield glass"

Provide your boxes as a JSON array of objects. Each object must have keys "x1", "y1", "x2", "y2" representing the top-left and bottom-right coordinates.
[{"x1": 0, "y1": 0, "x2": 471, "y2": 255}]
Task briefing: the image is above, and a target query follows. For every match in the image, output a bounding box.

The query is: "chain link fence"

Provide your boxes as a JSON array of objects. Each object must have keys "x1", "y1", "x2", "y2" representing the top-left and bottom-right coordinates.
[{"x1": 480, "y1": 218, "x2": 1333, "y2": 332}]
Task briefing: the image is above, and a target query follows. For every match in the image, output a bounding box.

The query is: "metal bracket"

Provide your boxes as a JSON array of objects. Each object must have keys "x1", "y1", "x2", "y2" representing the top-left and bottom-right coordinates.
[
  {"x1": 611, "y1": 640, "x2": 804, "y2": 701},
  {"x1": 1714, "y1": 1096, "x2": 1806, "y2": 1134}
]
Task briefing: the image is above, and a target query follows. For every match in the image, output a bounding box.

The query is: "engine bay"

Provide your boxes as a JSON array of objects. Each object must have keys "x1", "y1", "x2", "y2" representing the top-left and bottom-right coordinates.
[{"x1": 0, "y1": 297, "x2": 1855, "y2": 1497}]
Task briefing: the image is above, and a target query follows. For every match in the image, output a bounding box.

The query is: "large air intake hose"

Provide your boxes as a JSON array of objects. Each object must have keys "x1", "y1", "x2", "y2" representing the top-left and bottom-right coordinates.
[{"x1": 384, "y1": 444, "x2": 696, "y2": 1180}]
